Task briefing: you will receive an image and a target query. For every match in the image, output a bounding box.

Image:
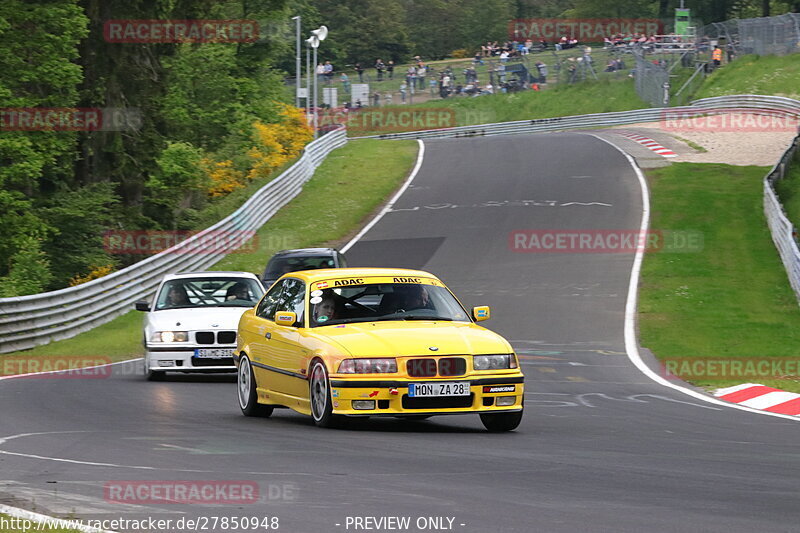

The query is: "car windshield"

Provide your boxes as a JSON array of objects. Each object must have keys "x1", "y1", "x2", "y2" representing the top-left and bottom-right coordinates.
[
  {"x1": 310, "y1": 283, "x2": 470, "y2": 327},
  {"x1": 264, "y1": 255, "x2": 335, "y2": 279},
  {"x1": 155, "y1": 277, "x2": 264, "y2": 310}
]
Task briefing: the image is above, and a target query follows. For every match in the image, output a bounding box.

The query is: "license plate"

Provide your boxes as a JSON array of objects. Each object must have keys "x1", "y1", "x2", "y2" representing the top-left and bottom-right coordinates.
[
  {"x1": 193, "y1": 348, "x2": 234, "y2": 358},
  {"x1": 408, "y1": 382, "x2": 470, "y2": 397}
]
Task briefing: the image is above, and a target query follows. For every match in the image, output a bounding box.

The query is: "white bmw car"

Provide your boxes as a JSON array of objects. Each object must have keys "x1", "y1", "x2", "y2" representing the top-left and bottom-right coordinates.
[{"x1": 136, "y1": 272, "x2": 266, "y2": 380}]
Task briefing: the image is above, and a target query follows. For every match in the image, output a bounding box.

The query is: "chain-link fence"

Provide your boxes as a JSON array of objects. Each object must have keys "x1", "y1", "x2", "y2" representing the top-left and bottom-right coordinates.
[{"x1": 702, "y1": 13, "x2": 800, "y2": 57}]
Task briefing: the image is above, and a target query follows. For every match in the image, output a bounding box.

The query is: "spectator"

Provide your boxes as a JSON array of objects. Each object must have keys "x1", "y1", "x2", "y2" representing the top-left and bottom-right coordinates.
[
  {"x1": 417, "y1": 63, "x2": 427, "y2": 90},
  {"x1": 354, "y1": 62, "x2": 365, "y2": 82},
  {"x1": 400, "y1": 81, "x2": 407, "y2": 103},
  {"x1": 387, "y1": 60, "x2": 395, "y2": 79},
  {"x1": 323, "y1": 61, "x2": 333, "y2": 84},
  {"x1": 406, "y1": 65, "x2": 416, "y2": 88},
  {"x1": 372, "y1": 91, "x2": 380, "y2": 106},
  {"x1": 315, "y1": 62, "x2": 325, "y2": 84},
  {"x1": 473, "y1": 51, "x2": 484, "y2": 65},
  {"x1": 429, "y1": 77, "x2": 437, "y2": 96},
  {"x1": 375, "y1": 58, "x2": 386, "y2": 81},
  {"x1": 340, "y1": 72, "x2": 351, "y2": 96},
  {"x1": 535, "y1": 61, "x2": 547, "y2": 84}
]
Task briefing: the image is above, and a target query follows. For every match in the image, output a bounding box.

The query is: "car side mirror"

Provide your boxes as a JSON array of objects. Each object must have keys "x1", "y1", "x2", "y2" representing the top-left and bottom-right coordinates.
[
  {"x1": 275, "y1": 311, "x2": 297, "y2": 327},
  {"x1": 135, "y1": 300, "x2": 150, "y2": 312},
  {"x1": 472, "y1": 306, "x2": 490, "y2": 322}
]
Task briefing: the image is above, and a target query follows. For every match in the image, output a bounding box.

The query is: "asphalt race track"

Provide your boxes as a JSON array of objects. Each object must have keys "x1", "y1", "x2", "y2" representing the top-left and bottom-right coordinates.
[{"x1": 2, "y1": 133, "x2": 799, "y2": 533}]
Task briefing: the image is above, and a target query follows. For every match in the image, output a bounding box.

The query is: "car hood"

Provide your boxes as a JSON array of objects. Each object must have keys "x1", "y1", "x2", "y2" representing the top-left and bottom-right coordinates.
[
  {"x1": 314, "y1": 321, "x2": 510, "y2": 357},
  {"x1": 146, "y1": 307, "x2": 251, "y2": 331}
]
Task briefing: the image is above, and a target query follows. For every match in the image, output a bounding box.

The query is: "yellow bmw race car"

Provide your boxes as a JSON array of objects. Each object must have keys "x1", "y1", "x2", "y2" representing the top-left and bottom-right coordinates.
[{"x1": 234, "y1": 268, "x2": 524, "y2": 431}]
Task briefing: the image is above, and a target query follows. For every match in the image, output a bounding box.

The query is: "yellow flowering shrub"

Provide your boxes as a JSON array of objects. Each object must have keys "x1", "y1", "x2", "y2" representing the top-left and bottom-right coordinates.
[
  {"x1": 204, "y1": 158, "x2": 246, "y2": 197},
  {"x1": 69, "y1": 264, "x2": 115, "y2": 286},
  {"x1": 247, "y1": 104, "x2": 313, "y2": 180}
]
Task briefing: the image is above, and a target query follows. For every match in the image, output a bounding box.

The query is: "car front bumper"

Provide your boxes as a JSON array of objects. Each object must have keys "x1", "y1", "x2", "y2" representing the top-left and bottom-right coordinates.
[
  {"x1": 327, "y1": 375, "x2": 524, "y2": 416},
  {"x1": 145, "y1": 346, "x2": 236, "y2": 372}
]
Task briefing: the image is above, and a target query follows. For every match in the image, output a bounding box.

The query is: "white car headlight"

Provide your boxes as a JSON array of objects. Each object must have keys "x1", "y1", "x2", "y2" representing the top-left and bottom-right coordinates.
[
  {"x1": 473, "y1": 354, "x2": 517, "y2": 370},
  {"x1": 150, "y1": 331, "x2": 189, "y2": 343},
  {"x1": 338, "y1": 358, "x2": 397, "y2": 374}
]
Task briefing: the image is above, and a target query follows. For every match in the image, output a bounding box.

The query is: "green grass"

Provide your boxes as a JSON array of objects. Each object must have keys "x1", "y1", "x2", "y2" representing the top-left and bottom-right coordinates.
[
  {"x1": 0, "y1": 514, "x2": 82, "y2": 533},
  {"x1": 773, "y1": 149, "x2": 800, "y2": 226},
  {"x1": 350, "y1": 77, "x2": 645, "y2": 137},
  {"x1": 639, "y1": 162, "x2": 800, "y2": 393},
  {"x1": 214, "y1": 139, "x2": 418, "y2": 272},
  {"x1": 0, "y1": 139, "x2": 418, "y2": 368},
  {"x1": 695, "y1": 54, "x2": 800, "y2": 100}
]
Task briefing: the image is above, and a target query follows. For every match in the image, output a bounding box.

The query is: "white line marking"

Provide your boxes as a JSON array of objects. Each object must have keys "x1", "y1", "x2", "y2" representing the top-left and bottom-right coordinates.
[
  {"x1": 341, "y1": 139, "x2": 425, "y2": 254},
  {"x1": 586, "y1": 133, "x2": 799, "y2": 422},
  {"x1": 714, "y1": 383, "x2": 763, "y2": 396},
  {"x1": 0, "y1": 358, "x2": 142, "y2": 381},
  {"x1": 0, "y1": 431, "x2": 316, "y2": 474}
]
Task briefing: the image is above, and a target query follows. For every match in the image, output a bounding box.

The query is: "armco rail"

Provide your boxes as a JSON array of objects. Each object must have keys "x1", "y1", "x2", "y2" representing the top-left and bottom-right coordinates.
[
  {"x1": 2, "y1": 97, "x2": 799, "y2": 353},
  {"x1": 0, "y1": 129, "x2": 347, "y2": 354}
]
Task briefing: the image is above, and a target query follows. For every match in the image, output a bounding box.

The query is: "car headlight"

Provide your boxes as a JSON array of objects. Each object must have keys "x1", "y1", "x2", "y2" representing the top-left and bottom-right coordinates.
[
  {"x1": 338, "y1": 358, "x2": 397, "y2": 374},
  {"x1": 150, "y1": 331, "x2": 189, "y2": 343},
  {"x1": 473, "y1": 354, "x2": 517, "y2": 370}
]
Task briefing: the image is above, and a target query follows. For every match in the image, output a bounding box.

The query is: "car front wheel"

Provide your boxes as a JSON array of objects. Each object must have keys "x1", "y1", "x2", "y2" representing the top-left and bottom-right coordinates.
[
  {"x1": 238, "y1": 355, "x2": 273, "y2": 417},
  {"x1": 480, "y1": 409, "x2": 523, "y2": 432},
  {"x1": 309, "y1": 361, "x2": 341, "y2": 428}
]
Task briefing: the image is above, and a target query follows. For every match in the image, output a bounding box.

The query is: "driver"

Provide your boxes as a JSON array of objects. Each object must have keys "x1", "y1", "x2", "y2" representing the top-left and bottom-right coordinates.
[
  {"x1": 165, "y1": 284, "x2": 190, "y2": 307},
  {"x1": 397, "y1": 284, "x2": 431, "y2": 311},
  {"x1": 313, "y1": 291, "x2": 338, "y2": 324},
  {"x1": 226, "y1": 282, "x2": 250, "y2": 301}
]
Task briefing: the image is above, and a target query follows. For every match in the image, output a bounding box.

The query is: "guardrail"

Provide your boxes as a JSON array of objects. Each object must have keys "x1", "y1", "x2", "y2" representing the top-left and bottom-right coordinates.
[
  {"x1": 0, "y1": 129, "x2": 347, "y2": 354},
  {"x1": 3, "y1": 96, "x2": 800, "y2": 353},
  {"x1": 353, "y1": 95, "x2": 800, "y2": 141},
  {"x1": 765, "y1": 134, "x2": 800, "y2": 299}
]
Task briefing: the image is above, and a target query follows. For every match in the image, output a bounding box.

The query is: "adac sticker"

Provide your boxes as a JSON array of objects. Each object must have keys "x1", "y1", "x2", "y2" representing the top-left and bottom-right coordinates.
[
  {"x1": 331, "y1": 389, "x2": 340, "y2": 398},
  {"x1": 333, "y1": 278, "x2": 364, "y2": 287},
  {"x1": 476, "y1": 308, "x2": 489, "y2": 318}
]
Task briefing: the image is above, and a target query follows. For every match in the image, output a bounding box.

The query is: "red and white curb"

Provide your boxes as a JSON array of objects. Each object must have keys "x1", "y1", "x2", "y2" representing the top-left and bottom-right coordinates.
[
  {"x1": 714, "y1": 383, "x2": 800, "y2": 416},
  {"x1": 617, "y1": 132, "x2": 678, "y2": 158}
]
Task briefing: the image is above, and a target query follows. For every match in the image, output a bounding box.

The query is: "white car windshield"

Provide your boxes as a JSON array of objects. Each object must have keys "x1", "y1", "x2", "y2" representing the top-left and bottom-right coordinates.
[
  {"x1": 155, "y1": 277, "x2": 264, "y2": 310},
  {"x1": 310, "y1": 283, "x2": 470, "y2": 327}
]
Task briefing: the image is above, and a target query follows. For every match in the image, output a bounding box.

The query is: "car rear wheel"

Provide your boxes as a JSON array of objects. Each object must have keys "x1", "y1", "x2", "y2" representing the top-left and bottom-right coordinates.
[
  {"x1": 238, "y1": 355, "x2": 273, "y2": 417},
  {"x1": 480, "y1": 409, "x2": 523, "y2": 432},
  {"x1": 309, "y1": 361, "x2": 341, "y2": 428}
]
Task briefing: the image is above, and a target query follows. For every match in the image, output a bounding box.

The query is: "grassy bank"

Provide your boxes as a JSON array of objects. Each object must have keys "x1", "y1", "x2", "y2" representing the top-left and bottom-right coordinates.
[
  {"x1": 0, "y1": 139, "x2": 418, "y2": 366},
  {"x1": 349, "y1": 77, "x2": 645, "y2": 137},
  {"x1": 695, "y1": 54, "x2": 800, "y2": 100},
  {"x1": 639, "y1": 162, "x2": 800, "y2": 393},
  {"x1": 772, "y1": 147, "x2": 800, "y2": 226}
]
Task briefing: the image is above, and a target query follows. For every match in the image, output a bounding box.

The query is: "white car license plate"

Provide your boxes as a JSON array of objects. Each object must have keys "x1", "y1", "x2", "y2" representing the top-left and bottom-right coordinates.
[
  {"x1": 408, "y1": 382, "x2": 470, "y2": 397},
  {"x1": 193, "y1": 348, "x2": 234, "y2": 358}
]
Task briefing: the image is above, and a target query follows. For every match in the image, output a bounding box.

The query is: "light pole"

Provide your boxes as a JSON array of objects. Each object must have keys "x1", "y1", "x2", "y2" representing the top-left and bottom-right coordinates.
[
  {"x1": 305, "y1": 38, "x2": 312, "y2": 124},
  {"x1": 307, "y1": 26, "x2": 328, "y2": 138},
  {"x1": 292, "y1": 16, "x2": 301, "y2": 108}
]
